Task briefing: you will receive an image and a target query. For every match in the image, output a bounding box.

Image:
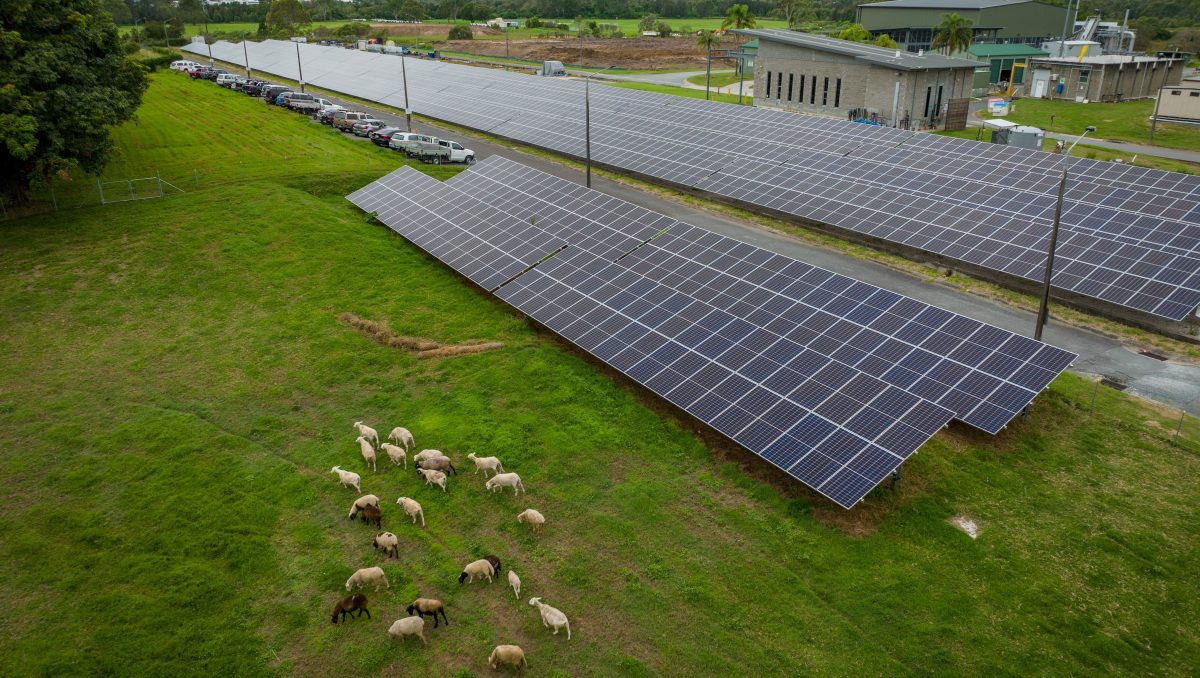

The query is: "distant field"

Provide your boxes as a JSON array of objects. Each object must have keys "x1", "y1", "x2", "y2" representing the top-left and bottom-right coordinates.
[
  {"x1": 1, "y1": 72, "x2": 1198, "y2": 676},
  {"x1": 541, "y1": 16, "x2": 791, "y2": 34}
]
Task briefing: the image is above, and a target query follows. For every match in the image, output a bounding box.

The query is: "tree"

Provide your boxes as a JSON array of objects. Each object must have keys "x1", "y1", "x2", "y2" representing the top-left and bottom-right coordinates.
[
  {"x1": 101, "y1": 0, "x2": 132, "y2": 24},
  {"x1": 873, "y1": 33, "x2": 898, "y2": 48},
  {"x1": 720, "y1": 4, "x2": 756, "y2": 31},
  {"x1": 696, "y1": 29, "x2": 721, "y2": 50},
  {"x1": 310, "y1": 0, "x2": 337, "y2": 22},
  {"x1": 638, "y1": 14, "x2": 658, "y2": 32},
  {"x1": 655, "y1": 21, "x2": 672, "y2": 37},
  {"x1": 931, "y1": 12, "x2": 973, "y2": 55},
  {"x1": 774, "y1": 0, "x2": 808, "y2": 28},
  {"x1": 176, "y1": 0, "x2": 207, "y2": 25},
  {"x1": 266, "y1": 0, "x2": 312, "y2": 35},
  {"x1": 400, "y1": 0, "x2": 426, "y2": 21},
  {"x1": 0, "y1": 0, "x2": 148, "y2": 203},
  {"x1": 837, "y1": 23, "x2": 871, "y2": 42},
  {"x1": 448, "y1": 23, "x2": 473, "y2": 40}
]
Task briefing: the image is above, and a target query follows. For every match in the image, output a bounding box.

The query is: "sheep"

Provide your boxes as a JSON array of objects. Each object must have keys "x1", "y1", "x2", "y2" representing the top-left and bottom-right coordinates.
[
  {"x1": 356, "y1": 435, "x2": 377, "y2": 473},
  {"x1": 416, "y1": 455, "x2": 456, "y2": 475},
  {"x1": 413, "y1": 449, "x2": 446, "y2": 465},
  {"x1": 353, "y1": 421, "x2": 379, "y2": 447},
  {"x1": 330, "y1": 593, "x2": 371, "y2": 624},
  {"x1": 406, "y1": 598, "x2": 449, "y2": 628},
  {"x1": 388, "y1": 426, "x2": 414, "y2": 450},
  {"x1": 345, "y1": 566, "x2": 389, "y2": 592},
  {"x1": 528, "y1": 597, "x2": 571, "y2": 640},
  {"x1": 488, "y1": 645, "x2": 527, "y2": 671},
  {"x1": 508, "y1": 570, "x2": 521, "y2": 600},
  {"x1": 388, "y1": 616, "x2": 426, "y2": 646},
  {"x1": 417, "y1": 468, "x2": 447, "y2": 492},
  {"x1": 484, "y1": 555, "x2": 502, "y2": 575},
  {"x1": 396, "y1": 496, "x2": 425, "y2": 526},
  {"x1": 381, "y1": 443, "x2": 407, "y2": 468},
  {"x1": 348, "y1": 494, "x2": 380, "y2": 519},
  {"x1": 467, "y1": 453, "x2": 504, "y2": 477},
  {"x1": 331, "y1": 466, "x2": 361, "y2": 492},
  {"x1": 516, "y1": 509, "x2": 545, "y2": 534},
  {"x1": 372, "y1": 531, "x2": 399, "y2": 558},
  {"x1": 358, "y1": 504, "x2": 383, "y2": 529},
  {"x1": 458, "y1": 559, "x2": 495, "y2": 584},
  {"x1": 485, "y1": 472, "x2": 525, "y2": 495}
]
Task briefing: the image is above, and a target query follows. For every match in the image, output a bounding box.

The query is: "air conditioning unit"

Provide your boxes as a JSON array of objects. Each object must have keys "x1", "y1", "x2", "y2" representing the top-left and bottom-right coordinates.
[{"x1": 1050, "y1": 74, "x2": 1059, "y2": 80}]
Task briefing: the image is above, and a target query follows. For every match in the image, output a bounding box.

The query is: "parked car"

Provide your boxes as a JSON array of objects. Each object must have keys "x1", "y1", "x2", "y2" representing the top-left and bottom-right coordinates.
[
  {"x1": 201, "y1": 69, "x2": 227, "y2": 81},
  {"x1": 242, "y1": 81, "x2": 269, "y2": 96},
  {"x1": 434, "y1": 138, "x2": 476, "y2": 164},
  {"x1": 171, "y1": 60, "x2": 200, "y2": 72},
  {"x1": 370, "y1": 127, "x2": 403, "y2": 146},
  {"x1": 332, "y1": 111, "x2": 368, "y2": 132},
  {"x1": 265, "y1": 88, "x2": 292, "y2": 104},
  {"x1": 285, "y1": 92, "x2": 320, "y2": 112},
  {"x1": 388, "y1": 132, "x2": 438, "y2": 157},
  {"x1": 317, "y1": 107, "x2": 342, "y2": 125},
  {"x1": 352, "y1": 119, "x2": 386, "y2": 137},
  {"x1": 275, "y1": 91, "x2": 297, "y2": 107},
  {"x1": 188, "y1": 66, "x2": 212, "y2": 79},
  {"x1": 261, "y1": 85, "x2": 290, "y2": 102},
  {"x1": 216, "y1": 73, "x2": 239, "y2": 87}
]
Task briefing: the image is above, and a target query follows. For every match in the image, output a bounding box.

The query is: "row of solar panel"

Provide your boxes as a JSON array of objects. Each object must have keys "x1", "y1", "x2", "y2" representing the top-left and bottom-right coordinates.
[
  {"x1": 185, "y1": 40, "x2": 1200, "y2": 321},
  {"x1": 346, "y1": 158, "x2": 1076, "y2": 507}
]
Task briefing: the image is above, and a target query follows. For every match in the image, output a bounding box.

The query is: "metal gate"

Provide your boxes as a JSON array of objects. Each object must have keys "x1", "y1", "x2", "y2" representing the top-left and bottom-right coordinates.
[{"x1": 944, "y1": 98, "x2": 970, "y2": 131}]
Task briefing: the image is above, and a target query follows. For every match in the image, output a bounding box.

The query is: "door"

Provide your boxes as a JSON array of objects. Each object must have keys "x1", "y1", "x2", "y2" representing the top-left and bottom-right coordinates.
[{"x1": 1032, "y1": 79, "x2": 1046, "y2": 98}]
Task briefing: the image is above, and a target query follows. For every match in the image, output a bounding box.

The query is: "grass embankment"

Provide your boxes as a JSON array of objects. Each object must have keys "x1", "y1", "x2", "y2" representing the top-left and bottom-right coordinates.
[
  {"x1": 936, "y1": 128, "x2": 1200, "y2": 175},
  {"x1": 608, "y1": 80, "x2": 747, "y2": 104},
  {"x1": 685, "y1": 70, "x2": 751, "y2": 88},
  {"x1": 996, "y1": 97, "x2": 1200, "y2": 153},
  {"x1": 2, "y1": 72, "x2": 1199, "y2": 676}
]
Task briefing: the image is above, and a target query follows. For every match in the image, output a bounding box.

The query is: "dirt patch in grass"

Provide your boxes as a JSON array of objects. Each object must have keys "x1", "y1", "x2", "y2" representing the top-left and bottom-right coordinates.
[
  {"x1": 338, "y1": 312, "x2": 503, "y2": 359},
  {"x1": 438, "y1": 36, "x2": 725, "y2": 70}
]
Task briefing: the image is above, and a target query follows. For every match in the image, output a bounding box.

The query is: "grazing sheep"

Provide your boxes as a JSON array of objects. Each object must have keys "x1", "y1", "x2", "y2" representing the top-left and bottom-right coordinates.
[
  {"x1": 331, "y1": 466, "x2": 361, "y2": 492},
  {"x1": 388, "y1": 426, "x2": 414, "y2": 450},
  {"x1": 417, "y1": 468, "x2": 447, "y2": 492},
  {"x1": 388, "y1": 616, "x2": 426, "y2": 646},
  {"x1": 381, "y1": 443, "x2": 407, "y2": 468},
  {"x1": 529, "y1": 597, "x2": 571, "y2": 639},
  {"x1": 396, "y1": 496, "x2": 425, "y2": 526},
  {"x1": 358, "y1": 504, "x2": 383, "y2": 529},
  {"x1": 345, "y1": 566, "x2": 389, "y2": 592},
  {"x1": 484, "y1": 555, "x2": 502, "y2": 575},
  {"x1": 330, "y1": 593, "x2": 371, "y2": 624},
  {"x1": 416, "y1": 455, "x2": 456, "y2": 475},
  {"x1": 356, "y1": 436, "x2": 377, "y2": 473},
  {"x1": 516, "y1": 509, "x2": 545, "y2": 533},
  {"x1": 485, "y1": 472, "x2": 525, "y2": 495},
  {"x1": 413, "y1": 449, "x2": 446, "y2": 465},
  {"x1": 406, "y1": 598, "x2": 449, "y2": 628},
  {"x1": 348, "y1": 494, "x2": 380, "y2": 519},
  {"x1": 372, "y1": 531, "x2": 399, "y2": 558},
  {"x1": 508, "y1": 570, "x2": 521, "y2": 600},
  {"x1": 458, "y1": 559, "x2": 495, "y2": 584},
  {"x1": 488, "y1": 645, "x2": 527, "y2": 671},
  {"x1": 353, "y1": 421, "x2": 379, "y2": 447},
  {"x1": 467, "y1": 453, "x2": 504, "y2": 477}
]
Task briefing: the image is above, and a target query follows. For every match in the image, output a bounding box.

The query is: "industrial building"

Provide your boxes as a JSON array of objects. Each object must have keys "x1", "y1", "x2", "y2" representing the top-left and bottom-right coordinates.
[
  {"x1": 1027, "y1": 54, "x2": 1186, "y2": 101},
  {"x1": 969, "y1": 43, "x2": 1047, "y2": 85},
  {"x1": 1154, "y1": 83, "x2": 1200, "y2": 125},
  {"x1": 856, "y1": 0, "x2": 1068, "y2": 52},
  {"x1": 736, "y1": 28, "x2": 982, "y2": 128}
]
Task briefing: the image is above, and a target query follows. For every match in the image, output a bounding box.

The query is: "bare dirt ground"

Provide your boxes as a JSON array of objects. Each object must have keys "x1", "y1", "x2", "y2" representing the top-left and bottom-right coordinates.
[
  {"x1": 367, "y1": 22, "x2": 487, "y2": 38},
  {"x1": 437, "y1": 36, "x2": 713, "y2": 70}
]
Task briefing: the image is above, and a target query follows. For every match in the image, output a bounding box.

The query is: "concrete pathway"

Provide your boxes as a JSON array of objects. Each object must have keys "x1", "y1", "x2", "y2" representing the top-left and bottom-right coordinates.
[{"x1": 317, "y1": 94, "x2": 1200, "y2": 417}]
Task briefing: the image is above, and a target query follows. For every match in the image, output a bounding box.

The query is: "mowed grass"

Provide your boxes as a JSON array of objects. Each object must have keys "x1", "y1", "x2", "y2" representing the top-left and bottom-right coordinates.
[
  {"x1": 1, "y1": 73, "x2": 1199, "y2": 676},
  {"x1": 936, "y1": 128, "x2": 1200, "y2": 175},
  {"x1": 608, "y1": 80, "x2": 748, "y2": 104},
  {"x1": 997, "y1": 97, "x2": 1200, "y2": 152}
]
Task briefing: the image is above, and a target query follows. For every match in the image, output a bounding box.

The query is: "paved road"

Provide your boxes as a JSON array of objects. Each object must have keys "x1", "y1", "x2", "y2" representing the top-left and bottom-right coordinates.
[{"x1": 314, "y1": 95, "x2": 1200, "y2": 417}]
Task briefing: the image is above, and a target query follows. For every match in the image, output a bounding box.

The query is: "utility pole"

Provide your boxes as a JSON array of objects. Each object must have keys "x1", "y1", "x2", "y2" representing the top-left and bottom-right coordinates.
[
  {"x1": 295, "y1": 40, "x2": 305, "y2": 93},
  {"x1": 401, "y1": 52, "x2": 412, "y2": 132},
  {"x1": 243, "y1": 33, "x2": 252, "y2": 78},
  {"x1": 583, "y1": 67, "x2": 617, "y2": 188},
  {"x1": 1149, "y1": 86, "x2": 1163, "y2": 144},
  {"x1": 705, "y1": 40, "x2": 713, "y2": 101},
  {"x1": 1034, "y1": 125, "x2": 1095, "y2": 341}
]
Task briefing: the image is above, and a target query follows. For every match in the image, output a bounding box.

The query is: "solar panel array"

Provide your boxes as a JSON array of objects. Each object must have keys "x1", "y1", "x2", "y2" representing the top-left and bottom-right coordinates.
[
  {"x1": 188, "y1": 39, "x2": 1200, "y2": 321},
  {"x1": 345, "y1": 158, "x2": 1076, "y2": 508}
]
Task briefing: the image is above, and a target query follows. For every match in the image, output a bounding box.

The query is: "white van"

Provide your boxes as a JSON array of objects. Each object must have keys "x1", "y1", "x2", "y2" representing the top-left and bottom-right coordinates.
[
  {"x1": 215, "y1": 73, "x2": 239, "y2": 87},
  {"x1": 388, "y1": 132, "x2": 438, "y2": 157},
  {"x1": 171, "y1": 60, "x2": 200, "y2": 72}
]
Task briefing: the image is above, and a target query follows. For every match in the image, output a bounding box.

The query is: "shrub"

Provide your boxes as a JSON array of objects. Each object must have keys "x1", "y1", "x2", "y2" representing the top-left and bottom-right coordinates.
[
  {"x1": 656, "y1": 21, "x2": 672, "y2": 37},
  {"x1": 448, "y1": 24, "x2": 473, "y2": 40}
]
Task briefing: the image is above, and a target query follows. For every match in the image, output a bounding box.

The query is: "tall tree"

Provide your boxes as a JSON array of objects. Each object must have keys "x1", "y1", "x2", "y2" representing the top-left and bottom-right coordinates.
[
  {"x1": 720, "y1": 4, "x2": 756, "y2": 31},
  {"x1": 0, "y1": 0, "x2": 148, "y2": 203},
  {"x1": 696, "y1": 29, "x2": 721, "y2": 49},
  {"x1": 931, "y1": 12, "x2": 973, "y2": 55},
  {"x1": 266, "y1": 0, "x2": 312, "y2": 35},
  {"x1": 177, "y1": 0, "x2": 208, "y2": 25},
  {"x1": 774, "y1": 0, "x2": 808, "y2": 28},
  {"x1": 101, "y1": 0, "x2": 132, "y2": 24}
]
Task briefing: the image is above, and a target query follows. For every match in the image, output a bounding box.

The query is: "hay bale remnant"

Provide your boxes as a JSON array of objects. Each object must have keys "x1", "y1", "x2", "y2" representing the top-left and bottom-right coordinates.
[{"x1": 338, "y1": 312, "x2": 502, "y2": 359}]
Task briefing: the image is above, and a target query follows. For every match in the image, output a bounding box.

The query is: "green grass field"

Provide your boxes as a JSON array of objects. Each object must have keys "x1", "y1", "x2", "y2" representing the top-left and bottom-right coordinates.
[
  {"x1": 936, "y1": 128, "x2": 1200, "y2": 175},
  {"x1": 608, "y1": 80, "x2": 748, "y2": 104},
  {"x1": 996, "y1": 97, "x2": 1200, "y2": 153},
  {"x1": 1, "y1": 72, "x2": 1199, "y2": 676},
  {"x1": 685, "y1": 71, "x2": 750, "y2": 88}
]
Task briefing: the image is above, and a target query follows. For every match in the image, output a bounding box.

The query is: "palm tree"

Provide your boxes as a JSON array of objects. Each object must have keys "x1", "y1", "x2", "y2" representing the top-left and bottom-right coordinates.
[
  {"x1": 720, "y1": 4, "x2": 756, "y2": 31},
  {"x1": 698, "y1": 30, "x2": 722, "y2": 101},
  {"x1": 931, "y1": 13, "x2": 973, "y2": 55}
]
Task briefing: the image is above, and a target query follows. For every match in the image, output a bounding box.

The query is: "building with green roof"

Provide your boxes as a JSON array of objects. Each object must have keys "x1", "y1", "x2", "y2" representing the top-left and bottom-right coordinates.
[{"x1": 969, "y1": 43, "x2": 1048, "y2": 85}]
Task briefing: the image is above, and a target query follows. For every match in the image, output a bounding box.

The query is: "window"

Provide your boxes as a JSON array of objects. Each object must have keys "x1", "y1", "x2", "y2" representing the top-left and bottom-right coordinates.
[
  {"x1": 765, "y1": 72, "x2": 773, "y2": 98},
  {"x1": 822, "y1": 77, "x2": 829, "y2": 106},
  {"x1": 1170, "y1": 90, "x2": 1182, "y2": 95},
  {"x1": 936, "y1": 85, "x2": 943, "y2": 114},
  {"x1": 798, "y1": 74, "x2": 805, "y2": 102},
  {"x1": 776, "y1": 73, "x2": 782, "y2": 99},
  {"x1": 810, "y1": 75, "x2": 817, "y2": 104},
  {"x1": 787, "y1": 74, "x2": 794, "y2": 101},
  {"x1": 924, "y1": 86, "x2": 932, "y2": 118},
  {"x1": 834, "y1": 78, "x2": 842, "y2": 108},
  {"x1": 1192, "y1": 92, "x2": 1200, "y2": 97}
]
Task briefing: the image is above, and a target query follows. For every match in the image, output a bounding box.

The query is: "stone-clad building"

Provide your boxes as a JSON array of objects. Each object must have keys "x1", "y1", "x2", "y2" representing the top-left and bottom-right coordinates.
[{"x1": 735, "y1": 29, "x2": 983, "y2": 129}]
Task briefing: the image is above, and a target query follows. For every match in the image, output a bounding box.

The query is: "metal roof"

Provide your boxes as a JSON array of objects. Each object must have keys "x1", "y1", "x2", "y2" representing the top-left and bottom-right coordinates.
[
  {"x1": 734, "y1": 29, "x2": 985, "y2": 71},
  {"x1": 968, "y1": 43, "x2": 1049, "y2": 57},
  {"x1": 859, "y1": 0, "x2": 1043, "y2": 9}
]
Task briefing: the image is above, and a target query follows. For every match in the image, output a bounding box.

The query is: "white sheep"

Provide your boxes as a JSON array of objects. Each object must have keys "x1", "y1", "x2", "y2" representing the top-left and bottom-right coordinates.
[
  {"x1": 508, "y1": 570, "x2": 521, "y2": 600},
  {"x1": 467, "y1": 453, "x2": 504, "y2": 477},
  {"x1": 388, "y1": 426, "x2": 414, "y2": 450},
  {"x1": 517, "y1": 508, "x2": 545, "y2": 533},
  {"x1": 372, "y1": 531, "x2": 399, "y2": 558},
  {"x1": 388, "y1": 616, "x2": 427, "y2": 646},
  {"x1": 348, "y1": 494, "x2": 380, "y2": 519},
  {"x1": 396, "y1": 496, "x2": 425, "y2": 526},
  {"x1": 353, "y1": 421, "x2": 379, "y2": 447},
  {"x1": 381, "y1": 443, "x2": 407, "y2": 468},
  {"x1": 488, "y1": 645, "x2": 527, "y2": 670},
  {"x1": 458, "y1": 559, "x2": 495, "y2": 583},
  {"x1": 485, "y1": 472, "x2": 525, "y2": 495},
  {"x1": 529, "y1": 597, "x2": 571, "y2": 639},
  {"x1": 345, "y1": 566, "x2": 390, "y2": 591},
  {"x1": 356, "y1": 436, "x2": 377, "y2": 473},
  {"x1": 331, "y1": 466, "x2": 361, "y2": 492},
  {"x1": 417, "y1": 468, "x2": 447, "y2": 492},
  {"x1": 413, "y1": 449, "x2": 446, "y2": 465}
]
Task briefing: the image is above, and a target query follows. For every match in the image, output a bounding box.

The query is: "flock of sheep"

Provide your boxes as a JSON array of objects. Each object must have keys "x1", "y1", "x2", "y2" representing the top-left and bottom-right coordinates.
[{"x1": 327, "y1": 421, "x2": 568, "y2": 671}]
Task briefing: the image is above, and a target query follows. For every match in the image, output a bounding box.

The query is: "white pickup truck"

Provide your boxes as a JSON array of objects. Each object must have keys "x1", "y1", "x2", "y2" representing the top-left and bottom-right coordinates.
[
  {"x1": 428, "y1": 138, "x2": 476, "y2": 165},
  {"x1": 390, "y1": 134, "x2": 475, "y2": 164}
]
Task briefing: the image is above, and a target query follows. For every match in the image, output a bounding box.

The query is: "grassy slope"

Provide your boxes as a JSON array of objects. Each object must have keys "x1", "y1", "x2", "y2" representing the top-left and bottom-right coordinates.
[
  {"x1": 997, "y1": 98, "x2": 1200, "y2": 152},
  {"x1": 1, "y1": 74, "x2": 1199, "y2": 676},
  {"x1": 935, "y1": 128, "x2": 1200, "y2": 175}
]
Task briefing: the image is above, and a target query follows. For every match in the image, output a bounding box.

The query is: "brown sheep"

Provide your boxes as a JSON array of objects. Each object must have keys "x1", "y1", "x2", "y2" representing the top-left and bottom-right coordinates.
[
  {"x1": 330, "y1": 593, "x2": 370, "y2": 624},
  {"x1": 406, "y1": 598, "x2": 449, "y2": 628},
  {"x1": 359, "y1": 504, "x2": 382, "y2": 529}
]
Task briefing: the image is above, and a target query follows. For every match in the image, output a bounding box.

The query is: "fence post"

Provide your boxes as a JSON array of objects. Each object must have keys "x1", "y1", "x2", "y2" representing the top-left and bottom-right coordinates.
[
  {"x1": 50, "y1": 182, "x2": 58, "y2": 212},
  {"x1": 157, "y1": 171, "x2": 163, "y2": 198},
  {"x1": 1174, "y1": 410, "x2": 1186, "y2": 446},
  {"x1": 127, "y1": 180, "x2": 134, "y2": 201},
  {"x1": 96, "y1": 178, "x2": 104, "y2": 205}
]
